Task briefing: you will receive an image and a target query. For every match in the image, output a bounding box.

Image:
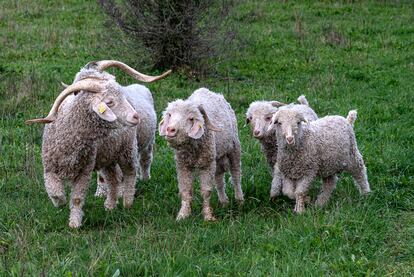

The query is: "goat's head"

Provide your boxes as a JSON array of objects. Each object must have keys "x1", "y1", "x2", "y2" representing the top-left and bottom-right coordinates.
[
  {"x1": 245, "y1": 101, "x2": 286, "y2": 139},
  {"x1": 26, "y1": 60, "x2": 172, "y2": 125},
  {"x1": 25, "y1": 79, "x2": 139, "y2": 126},
  {"x1": 159, "y1": 100, "x2": 220, "y2": 146},
  {"x1": 268, "y1": 109, "x2": 307, "y2": 147}
]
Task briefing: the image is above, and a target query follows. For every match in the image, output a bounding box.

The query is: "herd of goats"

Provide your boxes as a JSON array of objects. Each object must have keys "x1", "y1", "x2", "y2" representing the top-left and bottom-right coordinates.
[{"x1": 26, "y1": 60, "x2": 371, "y2": 228}]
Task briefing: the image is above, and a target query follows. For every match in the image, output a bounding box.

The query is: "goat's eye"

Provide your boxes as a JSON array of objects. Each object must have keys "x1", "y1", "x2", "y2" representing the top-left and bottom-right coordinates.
[
  {"x1": 188, "y1": 117, "x2": 194, "y2": 122},
  {"x1": 265, "y1": 116, "x2": 272, "y2": 122},
  {"x1": 106, "y1": 100, "x2": 114, "y2": 107}
]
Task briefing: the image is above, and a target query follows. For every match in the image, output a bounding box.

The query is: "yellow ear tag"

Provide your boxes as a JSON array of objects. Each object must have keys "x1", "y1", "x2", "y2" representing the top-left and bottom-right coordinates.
[
  {"x1": 198, "y1": 123, "x2": 203, "y2": 129},
  {"x1": 98, "y1": 103, "x2": 106, "y2": 114}
]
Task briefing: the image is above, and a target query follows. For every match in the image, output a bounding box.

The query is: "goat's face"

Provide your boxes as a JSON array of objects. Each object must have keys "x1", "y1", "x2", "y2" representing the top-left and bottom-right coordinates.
[
  {"x1": 91, "y1": 87, "x2": 139, "y2": 127},
  {"x1": 159, "y1": 100, "x2": 206, "y2": 146},
  {"x1": 159, "y1": 100, "x2": 219, "y2": 147},
  {"x1": 269, "y1": 109, "x2": 306, "y2": 147},
  {"x1": 246, "y1": 101, "x2": 281, "y2": 139}
]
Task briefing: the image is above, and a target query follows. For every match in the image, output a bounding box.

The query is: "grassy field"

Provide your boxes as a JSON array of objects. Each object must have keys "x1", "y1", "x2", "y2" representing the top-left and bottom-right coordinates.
[{"x1": 1, "y1": 0, "x2": 413, "y2": 275}]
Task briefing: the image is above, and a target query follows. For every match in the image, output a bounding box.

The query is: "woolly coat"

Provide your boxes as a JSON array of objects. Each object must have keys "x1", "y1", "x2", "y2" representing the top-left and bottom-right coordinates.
[
  {"x1": 42, "y1": 89, "x2": 138, "y2": 182},
  {"x1": 73, "y1": 68, "x2": 156, "y2": 152},
  {"x1": 123, "y1": 84, "x2": 156, "y2": 152},
  {"x1": 276, "y1": 115, "x2": 362, "y2": 181},
  {"x1": 166, "y1": 88, "x2": 240, "y2": 173}
]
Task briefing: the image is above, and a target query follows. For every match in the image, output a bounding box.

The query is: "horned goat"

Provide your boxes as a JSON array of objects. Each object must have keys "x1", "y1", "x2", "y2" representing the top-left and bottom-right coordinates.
[{"x1": 26, "y1": 60, "x2": 170, "y2": 228}]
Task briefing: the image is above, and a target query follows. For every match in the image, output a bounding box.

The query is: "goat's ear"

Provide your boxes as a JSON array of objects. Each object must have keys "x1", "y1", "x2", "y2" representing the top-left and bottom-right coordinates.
[
  {"x1": 298, "y1": 113, "x2": 307, "y2": 123},
  {"x1": 270, "y1": 101, "x2": 286, "y2": 108},
  {"x1": 92, "y1": 102, "x2": 117, "y2": 122},
  {"x1": 198, "y1": 105, "x2": 221, "y2": 132},
  {"x1": 267, "y1": 113, "x2": 279, "y2": 132},
  {"x1": 159, "y1": 113, "x2": 170, "y2": 136},
  {"x1": 188, "y1": 119, "x2": 204, "y2": 139},
  {"x1": 245, "y1": 116, "x2": 251, "y2": 125}
]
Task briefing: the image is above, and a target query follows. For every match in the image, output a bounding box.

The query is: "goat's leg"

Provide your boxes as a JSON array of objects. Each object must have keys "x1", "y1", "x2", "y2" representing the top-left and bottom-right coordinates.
[
  {"x1": 315, "y1": 175, "x2": 337, "y2": 207},
  {"x1": 199, "y1": 164, "x2": 216, "y2": 221},
  {"x1": 294, "y1": 176, "x2": 314, "y2": 214},
  {"x1": 68, "y1": 173, "x2": 91, "y2": 228},
  {"x1": 176, "y1": 165, "x2": 194, "y2": 221},
  {"x1": 44, "y1": 171, "x2": 66, "y2": 207}
]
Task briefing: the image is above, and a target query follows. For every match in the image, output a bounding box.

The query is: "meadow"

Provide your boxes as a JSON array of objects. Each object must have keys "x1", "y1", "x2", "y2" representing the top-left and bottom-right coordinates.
[{"x1": 0, "y1": 0, "x2": 413, "y2": 275}]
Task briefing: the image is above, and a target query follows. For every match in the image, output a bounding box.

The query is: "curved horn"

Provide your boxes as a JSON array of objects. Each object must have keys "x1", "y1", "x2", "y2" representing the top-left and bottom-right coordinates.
[
  {"x1": 26, "y1": 79, "x2": 106, "y2": 124},
  {"x1": 60, "y1": 81, "x2": 69, "y2": 88},
  {"x1": 88, "y1": 60, "x2": 172, "y2": 83}
]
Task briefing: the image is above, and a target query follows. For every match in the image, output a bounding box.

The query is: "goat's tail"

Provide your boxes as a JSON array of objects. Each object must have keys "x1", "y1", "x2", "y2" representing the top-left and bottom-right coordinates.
[
  {"x1": 347, "y1": 110, "x2": 358, "y2": 125},
  {"x1": 297, "y1": 95, "x2": 309, "y2": 106}
]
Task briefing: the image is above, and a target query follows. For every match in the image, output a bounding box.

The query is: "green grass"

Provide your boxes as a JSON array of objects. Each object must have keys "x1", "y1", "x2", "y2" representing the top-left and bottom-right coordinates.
[{"x1": 1, "y1": 0, "x2": 414, "y2": 275}]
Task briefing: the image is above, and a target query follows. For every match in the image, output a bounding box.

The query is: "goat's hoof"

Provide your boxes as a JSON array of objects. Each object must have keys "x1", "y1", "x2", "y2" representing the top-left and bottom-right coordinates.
[
  {"x1": 314, "y1": 197, "x2": 328, "y2": 208},
  {"x1": 294, "y1": 208, "x2": 305, "y2": 214},
  {"x1": 69, "y1": 220, "x2": 81, "y2": 229},
  {"x1": 204, "y1": 215, "x2": 217, "y2": 222},
  {"x1": 104, "y1": 202, "x2": 116, "y2": 211},
  {"x1": 235, "y1": 196, "x2": 245, "y2": 205},
  {"x1": 269, "y1": 195, "x2": 277, "y2": 201},
  {"x1": 294, "y1": 203, "x2": 306, "y2": 214},
  {"x1": 51, "y1": 195, "x2": 66, "y2": 207},
  {"x1": 219, "y1": 199, "x2": 230, "y2": 207},
  {"x1": 94, "y1": 191, "x2": 106, "y2": 198},
  {"x1": 140, "y1": 174, "x2": 150, "y2": 182},
  {"x1": 176, "y1": 213, "x2": 190, "y2": 221},
  {"x1": 361, "y1": 189, "x2": 371, "y2": 195},
  {"x1": 270, "y1": 191, "x2": 280, "y2": 200},
  {"x1": 123, "y1": 197, "x2": 134, "y2": 209}
]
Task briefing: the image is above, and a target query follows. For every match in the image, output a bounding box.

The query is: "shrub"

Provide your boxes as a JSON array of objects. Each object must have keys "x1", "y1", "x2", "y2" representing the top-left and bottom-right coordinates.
[{"x1": 99, "y1": 0, "x2": 232, "y2": 75}]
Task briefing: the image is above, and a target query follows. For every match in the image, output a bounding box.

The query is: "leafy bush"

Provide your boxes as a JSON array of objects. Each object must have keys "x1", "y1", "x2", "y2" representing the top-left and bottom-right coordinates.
[{"x1": 99, "y1": 0, "x2": 232, "y2": 75}]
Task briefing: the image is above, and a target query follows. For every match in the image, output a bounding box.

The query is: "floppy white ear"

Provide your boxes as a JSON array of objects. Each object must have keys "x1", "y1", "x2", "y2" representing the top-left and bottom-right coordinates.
[
  {"x1": 188, "y1": 119, "x2": 204, "y2": 139},
  {"x1": 267, "y1": 114, "x2": 278, "y2": 132},
  {"x1": 267, "y1": 123, "x2": 274, "y2": 132},
  {"x1": 298, "y1": 114, "x2": 308, "y2": 124},
  {"x1": 92, "y1": 102, "x2": 117, "y2": 122},
  {"x1": 270, "y1": 101, "x2": 286, "y2": 108},
  {"x1": 244, "y1": 116, "x2": 251, "y2": 127},
  {"x1": 159, "y1": 114, "x2": 170, "y2": 136}
]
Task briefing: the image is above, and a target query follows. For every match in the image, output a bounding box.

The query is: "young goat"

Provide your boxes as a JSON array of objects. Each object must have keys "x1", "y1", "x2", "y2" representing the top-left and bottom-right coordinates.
[
  {"x1": 159, "y1": 88, "x2": 244, "y2": 221},
  {"x1": 268, "y1": 109, "x2": 370, "y2": 213},
  {"x1": 246, "y1": 95, "x2": 318, "y2": 199}
]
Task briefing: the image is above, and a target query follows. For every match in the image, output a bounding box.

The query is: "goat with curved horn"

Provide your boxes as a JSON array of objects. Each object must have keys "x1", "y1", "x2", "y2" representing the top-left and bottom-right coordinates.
[
  {"x1": 85, "y1": 60, "x2": 172, "y2": 83},
  {"x1": 26, "y1": 78, "x2": 107, "y2": 124}
]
